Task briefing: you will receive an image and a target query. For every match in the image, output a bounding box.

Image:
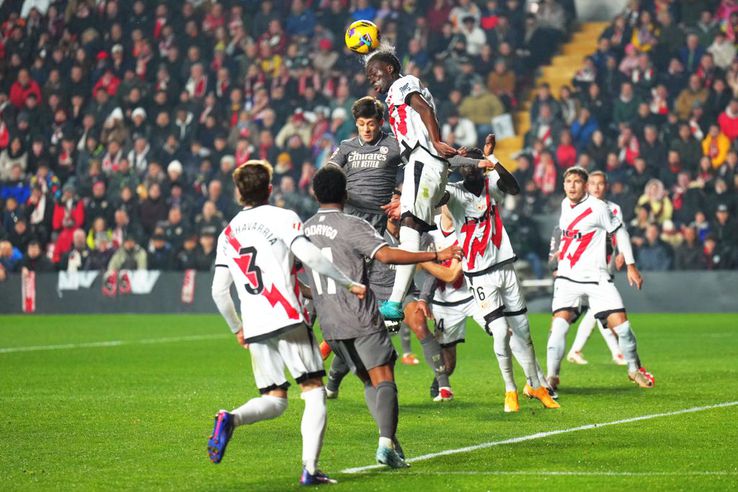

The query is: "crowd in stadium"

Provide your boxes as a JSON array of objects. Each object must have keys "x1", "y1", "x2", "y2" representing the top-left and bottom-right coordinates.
[{"x1": 0, "y1": 0, "x2": 736, "y2": 280}]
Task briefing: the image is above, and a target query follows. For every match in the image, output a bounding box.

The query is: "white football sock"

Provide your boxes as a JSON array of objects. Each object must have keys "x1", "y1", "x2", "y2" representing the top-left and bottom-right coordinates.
[
  {"x1": 231, "y1": 395, "x2": 288, "y2": 427},
  {"x1": 507, "y1": 314, "x2": 542, "y2": 388},
  {"x1": 570, "y1": 310, "x2": 596, "y2": 354},
  {"x1": 487, "y1": 316, "x2": 516, "y2": 392},
  {"x1": 388, "y1": 226, "x2": 420, "y2": 303},
  {"x1": 301, "y1": 387, "x2": 327, "y2": 475},
  {"x1": 612, "y1": 321, "x2": 641, "y2": 373},
  {"x1": 598, "y1": 321, "x2": 623, "y2": 359},
  {"x1": 547, "y1": 317, "x2": 570, "y2": 378}
]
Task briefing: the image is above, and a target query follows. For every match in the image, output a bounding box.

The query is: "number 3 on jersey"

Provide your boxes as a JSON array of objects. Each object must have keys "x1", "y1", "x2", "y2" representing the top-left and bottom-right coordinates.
[
  {"x1": 236, "y1": 246, "x2": 264, "y2": 294},
  {"x1": 311, "y1": 247, "x2": 336, "y2": 295}
]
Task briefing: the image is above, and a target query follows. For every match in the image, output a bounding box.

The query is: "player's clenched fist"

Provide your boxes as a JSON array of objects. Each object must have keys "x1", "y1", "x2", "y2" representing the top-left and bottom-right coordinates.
[{"x1": 349, "y1": 282, "x2": 367, "y2": 299}]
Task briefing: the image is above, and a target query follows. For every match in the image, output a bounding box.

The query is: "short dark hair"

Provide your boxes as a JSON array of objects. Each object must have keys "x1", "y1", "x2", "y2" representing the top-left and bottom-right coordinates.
[
  {"x1": 351, "y1": 96, "x2": 385, "y2": 121},
  {"x1": 366, "y1": 50, "x2": 401, "y2": 74},
  {"x1": 233, "y1": 160, "x2": 273, "y2": 206},
  {"x1": 312, "y1": 166, "x2": 347, "y2": 205},
  {"x1": 563, "y1": 166, "x2": 589, "y2": 181}
]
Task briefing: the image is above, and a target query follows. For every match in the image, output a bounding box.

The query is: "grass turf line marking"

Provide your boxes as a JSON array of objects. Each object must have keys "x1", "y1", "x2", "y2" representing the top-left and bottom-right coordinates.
[
  {"x1": 0, "y1": 334, "x2": 228, "y2": 354},
  {"x1": 342, "y1": 400, "x2": 738, "y2": 474},
  {"x1": 399, "y1": 471, "x2": 738, "y2": 477}
]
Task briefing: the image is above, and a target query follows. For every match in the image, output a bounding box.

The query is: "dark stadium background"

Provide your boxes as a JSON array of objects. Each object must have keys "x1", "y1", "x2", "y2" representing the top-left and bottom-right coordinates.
[{"x1": 0, "y1": 0, "x2": 736, "y2": 283}]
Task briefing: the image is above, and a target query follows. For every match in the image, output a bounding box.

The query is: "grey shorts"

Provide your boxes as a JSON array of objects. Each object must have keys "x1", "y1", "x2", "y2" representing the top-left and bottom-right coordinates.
[
  {"x1": 328, "y1": 330, "x2": 397, "y2": 375},
  {"x1": 343, "y1": 205, "x2": 388, "y2": 234}
]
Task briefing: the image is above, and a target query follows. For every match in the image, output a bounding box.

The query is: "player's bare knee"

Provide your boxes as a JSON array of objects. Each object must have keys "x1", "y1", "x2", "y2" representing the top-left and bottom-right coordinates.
[
  {"x1": 607, "y1": 312, "x2": 628, "y2": 327},
  {"x1": 299, "y1": 377, "x2": 324, "y2": 393},
  {"x1": 265, "y1": 388, "x2": 289, "y2": 399},
  {"x1": 553, "y1": 310, "x2": 576, "y2": 324},
  {"x1": 368, "y1": 364, "x2": 394, "y2": 386}
]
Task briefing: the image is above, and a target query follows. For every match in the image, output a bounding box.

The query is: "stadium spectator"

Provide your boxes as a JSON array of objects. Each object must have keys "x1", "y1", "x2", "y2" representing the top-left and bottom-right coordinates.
[
  {"x1": 674, "y1": 223, "x2": 707, "y2": 270},
  {"x1": 20, "y1": 239, "x2": 55, "y2": 272},
  {"x1": 635, "y1": 223, "x2": 673, "y2": 271},
  {"x1": 107, "y1": 234, "x2": 147, "y2": 273},
  {"x1": 0, "y1": 239, "x2": 23, "y2": 273},
  {"x1": 0, "y1": 0, "x2": 734, "y2": 279},
  {"x1": 59, "y1": 229, "x2": 91, "y2": 271}
]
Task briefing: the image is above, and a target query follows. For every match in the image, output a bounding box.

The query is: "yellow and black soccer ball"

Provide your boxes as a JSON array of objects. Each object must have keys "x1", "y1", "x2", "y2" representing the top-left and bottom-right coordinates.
[{"x1": 345, "y1": 20, "x2": 381, "y2": 55}]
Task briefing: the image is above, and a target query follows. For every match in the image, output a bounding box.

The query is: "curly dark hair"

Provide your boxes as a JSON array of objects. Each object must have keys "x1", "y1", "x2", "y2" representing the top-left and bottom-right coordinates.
[{"x1": 313, "y1": 165, "x2": 347, "y2": 205}]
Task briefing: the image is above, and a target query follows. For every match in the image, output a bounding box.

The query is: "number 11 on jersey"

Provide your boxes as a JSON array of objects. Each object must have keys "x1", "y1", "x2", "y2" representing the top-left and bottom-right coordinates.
[{"x1": 311, "y1": 247, "x2": 336, "y2": 295}]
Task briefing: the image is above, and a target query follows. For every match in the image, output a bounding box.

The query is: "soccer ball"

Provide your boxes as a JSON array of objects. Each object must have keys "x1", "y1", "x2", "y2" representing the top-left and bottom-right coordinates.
[{"x1": 345, "y1": 20, "x2": 381, "y2": 55}]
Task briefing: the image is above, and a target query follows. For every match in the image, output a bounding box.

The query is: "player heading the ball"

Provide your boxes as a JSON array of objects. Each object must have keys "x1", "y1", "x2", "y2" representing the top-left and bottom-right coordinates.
[{"x1": 364, "y1": 49, "x2": 460, "y2": 322}]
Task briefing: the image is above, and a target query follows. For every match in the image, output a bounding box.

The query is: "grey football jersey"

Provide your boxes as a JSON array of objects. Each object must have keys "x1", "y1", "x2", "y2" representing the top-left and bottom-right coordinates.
[
  {"x1": 327, "y1": 132, "x2": 402, "y2": 214},
  {"x1": 304, "y1": 209, "x2": 388, "y2": 340},
  {"x1": 367, "y1": 230, "x2": 399, "y2": 301}
]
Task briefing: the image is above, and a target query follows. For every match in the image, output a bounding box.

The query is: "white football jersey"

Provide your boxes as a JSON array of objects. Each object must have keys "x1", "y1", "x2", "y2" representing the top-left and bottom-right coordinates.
[
  {"x1": 445, "y1": 171, "x2": 516, "y2": 275},
  {"x1": 428, "y1": 216, "x2": 472, "y2": 304},
  {"x1": 606, "y1": 200, "x2": 622, "y2": 273},
  {"x1": 215, "y1": 205, "x2": 306, "y2": 339},
  {"x1": 556, "y1": 194, "x2": 622, "y2": 283},
  {"x1": 385, "y1": 74, "x2": 439, "y2": 158}
]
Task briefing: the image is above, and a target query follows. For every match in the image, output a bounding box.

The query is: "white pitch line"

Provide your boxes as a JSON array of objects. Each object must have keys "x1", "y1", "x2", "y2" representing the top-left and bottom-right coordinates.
[
  {"x1": 342, "y1": 400, "x2": 738, "y2": 474},
  {"x1": 399, "y1": 471, "x2": 738, "y2": 477},
  {"x1": 0, "y1": 334, "x2": 228, "y2": 354}
]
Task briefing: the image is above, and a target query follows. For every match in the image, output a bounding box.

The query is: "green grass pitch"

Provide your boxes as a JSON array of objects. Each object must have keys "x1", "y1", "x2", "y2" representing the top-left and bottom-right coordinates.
[{"x1": 1, "y1": 313, "x2": 738, "y2": 491}]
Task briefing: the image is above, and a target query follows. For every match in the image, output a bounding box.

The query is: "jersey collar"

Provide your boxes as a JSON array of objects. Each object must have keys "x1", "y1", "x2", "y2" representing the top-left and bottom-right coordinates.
[
  {"x1": 568, "y1": 194, "x2": 589, "y2": 208},
  {"x1": 358, "y1": 131, "x2": 384, "y2": 147}
]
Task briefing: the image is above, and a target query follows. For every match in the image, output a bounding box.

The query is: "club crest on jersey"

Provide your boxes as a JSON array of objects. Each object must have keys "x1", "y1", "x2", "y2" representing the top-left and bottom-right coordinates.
[{"x1": 380, "y1": 146, "x2": 388, "y2": 154}]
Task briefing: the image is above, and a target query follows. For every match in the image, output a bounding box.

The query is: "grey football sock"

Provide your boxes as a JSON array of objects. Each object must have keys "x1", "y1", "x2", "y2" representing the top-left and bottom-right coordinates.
[
  {"x1": 327, "y1": 356, "x2": 350, "y2": 393},
  {"x1": 400, "y1": 324, "x2": 412, "y2": 355},
  {"x1": 363, "y1": 382, "x2": 380, "y2": 425},
  {"x1": 420, "y1": 335, "x2": 450, "y2": 387},
  {"x1": 375, "y1": 381, "x2": 399, "y2": 440}
]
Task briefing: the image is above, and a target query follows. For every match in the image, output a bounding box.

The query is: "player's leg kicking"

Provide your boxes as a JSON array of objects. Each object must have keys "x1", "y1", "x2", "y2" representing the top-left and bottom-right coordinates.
[
  {"x1": 208, "y1": 324, "x2": 335, "y2": 485},
  {"x1": 381, "y1": 151, "x2": 449, "y2": 321},
  {"x1": 329, "y1": 331, "x2": 409, "y2": 468}
]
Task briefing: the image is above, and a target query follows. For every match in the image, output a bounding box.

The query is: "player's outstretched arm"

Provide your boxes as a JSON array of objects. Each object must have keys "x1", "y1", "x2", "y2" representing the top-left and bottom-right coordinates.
[
  {"x1": 374, "y1": 243, "x2": 461, "y2": 265},
  {"x1": 419, "y1": 258, "x2": 463, "y2": 283},
  {"x1": 211, "y1": 267, "x2": 248, "y2": 347},
  {"x1": 407, "y1": 92, "x2": 457, "y2": 158},
  {"x1": 614, "y1": 226, "x2": 644, "y2": 290},
  {"x1": 483, "y1": 134, "x2": 520, "y2": 195},
  {"x1": 291, "y1": 236, "x2": 366, "y2": 298}
]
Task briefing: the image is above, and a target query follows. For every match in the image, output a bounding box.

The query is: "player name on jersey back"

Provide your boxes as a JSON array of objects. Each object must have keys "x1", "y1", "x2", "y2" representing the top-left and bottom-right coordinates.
[
  {"x1": 215, "y1": 206, "x2": 306, "y2": 341},
  {"x1": 445, "y1": 172, "x2": 516, "y2": 276},
  {"x1": 556, "y1": 194, "x2": 623, "y2": 283},
  {"x1": 303, "y1": 210, "x2": 387, "y2": 340}
]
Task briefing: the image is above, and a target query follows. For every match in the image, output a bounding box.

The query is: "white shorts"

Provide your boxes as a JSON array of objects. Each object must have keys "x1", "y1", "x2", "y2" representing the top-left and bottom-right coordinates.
[
  {"x1": 432, "y1": 297, "x2": 483, "y2": 346},
  {"x1": 400, "y1": 146, "x2": 448, "y2": 228},
  {"x1": 249, "y1": 324, "x2": 325, "y2": 393},
  {"x1": 466, "y1": 264, "x2": 527, "y2": 319},
  {"x1": 552, "y1": 276, "x2": 625, "y2": 323}
]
